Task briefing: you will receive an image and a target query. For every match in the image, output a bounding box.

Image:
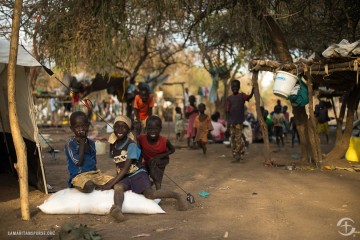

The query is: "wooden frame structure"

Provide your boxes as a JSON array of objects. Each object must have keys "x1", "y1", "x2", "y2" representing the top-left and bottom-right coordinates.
[{"x1": 248, "y1": 57, "x2": 360, "y2": 165}]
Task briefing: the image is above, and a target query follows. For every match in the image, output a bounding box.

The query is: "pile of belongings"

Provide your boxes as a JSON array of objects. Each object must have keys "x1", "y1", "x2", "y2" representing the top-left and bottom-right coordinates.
[{"x1": 322, "y1": 39, "x2": 360, "y2": 58}]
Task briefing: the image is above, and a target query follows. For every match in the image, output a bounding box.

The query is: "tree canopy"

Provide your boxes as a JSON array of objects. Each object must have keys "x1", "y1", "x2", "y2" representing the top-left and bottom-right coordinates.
[{"x1": 1, "y1": 0, "x2": 359, "y2": 75}]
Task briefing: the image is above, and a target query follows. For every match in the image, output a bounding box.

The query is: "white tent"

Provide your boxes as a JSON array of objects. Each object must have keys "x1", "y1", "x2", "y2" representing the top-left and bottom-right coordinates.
[{"x1": 0, "y1": 39, "x2": 47, "y2": 193}]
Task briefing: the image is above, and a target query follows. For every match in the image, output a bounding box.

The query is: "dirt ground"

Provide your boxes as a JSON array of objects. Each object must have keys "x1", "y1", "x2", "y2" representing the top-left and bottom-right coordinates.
[{"x1": 1, "y1": 122, "x2": 360, "y2": 240}]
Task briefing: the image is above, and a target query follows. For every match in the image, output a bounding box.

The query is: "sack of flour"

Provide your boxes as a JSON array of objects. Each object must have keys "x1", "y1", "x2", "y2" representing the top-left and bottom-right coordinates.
[{"x1": 38, "y1": 188, "x2": 165, "y2": 215}]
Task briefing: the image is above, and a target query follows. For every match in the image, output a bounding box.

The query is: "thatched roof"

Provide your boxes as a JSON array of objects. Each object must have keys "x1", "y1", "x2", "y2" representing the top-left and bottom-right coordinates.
[{"x1": 249, "y1": 40, "x2": 360, "y2": 98}]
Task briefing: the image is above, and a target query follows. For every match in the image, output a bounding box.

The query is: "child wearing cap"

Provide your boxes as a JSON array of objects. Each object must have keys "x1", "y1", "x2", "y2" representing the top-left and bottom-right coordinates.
[{"x1": 98, "y1": 115, "x2": 187, "y2": 222}]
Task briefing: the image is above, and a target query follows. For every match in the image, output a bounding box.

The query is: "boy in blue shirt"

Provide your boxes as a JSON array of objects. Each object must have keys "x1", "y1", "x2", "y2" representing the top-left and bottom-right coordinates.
[{"x1": 65, "y1": 111, "x2": 113, "y2": 192}]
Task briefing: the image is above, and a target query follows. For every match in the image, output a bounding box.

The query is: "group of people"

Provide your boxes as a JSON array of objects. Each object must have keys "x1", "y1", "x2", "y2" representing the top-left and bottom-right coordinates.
[
  {"x1": 64, "y1": 77, "x2": 333, "y2": 223},
  {"x1": 65, "y1": 111, "x2": 187, "y2": 223},
  {"x1": 126, "y1": 79, "x2": 255, "y2": 165},
  {"x1": 260, "y1": 100, "x2": 300, "y2": 150},
  {"x1": 262, "y1": 98, "x2": 330, "y2": 152},
  {"x1": 180, "y1": 79, "x2": 254, "y2": 163},
  {"x1": 64, "y1": 79, "x2": 256, "y2": 224}
]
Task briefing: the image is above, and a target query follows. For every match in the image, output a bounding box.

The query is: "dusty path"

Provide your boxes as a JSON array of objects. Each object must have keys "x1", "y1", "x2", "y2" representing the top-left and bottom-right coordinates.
[{"x1": 0, "y1": 123, "x2": 359, "y2": 240}]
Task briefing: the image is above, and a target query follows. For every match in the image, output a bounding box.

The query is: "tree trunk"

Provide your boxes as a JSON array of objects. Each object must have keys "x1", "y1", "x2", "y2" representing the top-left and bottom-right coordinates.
[
  {"x1": 222, "y1": 78, "x2": 229, "y2": 116},
  {"x1": 263, "y1": 16, "x2": 311, "y2": 162},
  {"x1": 214, "y1": 78, "x2": 228, "y2": 119},
  {"x1": 29, "y1": 15, "x2": 41, "y2": 89},
  {"x1": 334, "y1": 94, "x2": 348, "y2": 143},
  {"x1": 263, "y1": 16, "x2": 292, "y2": 62},
  {"x1": 305, "y1": 71, "x2": 322, "y2": 166},
  {"x1": 8, "y1": 0, "x2": 30, "y2": 220},
  {"x1": 326, "y1": 85, "x2": 360, "y2": 160},
  {"x1": 252, "y1": 71, "x2": 271, "y2": 162},
  {"x1": 214, "y1": 80, "x2": 223, "y2": 114},
  {"x1": 293, "y1": 106, "x2": 310, "y2": 161},
  {"x1": 330, "y1": 97, "x2": 338, "y2": 122}
]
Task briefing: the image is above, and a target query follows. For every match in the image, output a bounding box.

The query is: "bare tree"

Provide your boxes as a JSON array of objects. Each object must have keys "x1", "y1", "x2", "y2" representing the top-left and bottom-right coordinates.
[{"x1": 7, "y1": 0, "x2": 30, "y2": 220}]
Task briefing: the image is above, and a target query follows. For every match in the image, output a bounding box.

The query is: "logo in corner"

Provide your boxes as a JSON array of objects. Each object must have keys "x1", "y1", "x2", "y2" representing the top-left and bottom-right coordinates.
[{"x1": 337, "y1": 218, "x2": 356, "y2": 236}]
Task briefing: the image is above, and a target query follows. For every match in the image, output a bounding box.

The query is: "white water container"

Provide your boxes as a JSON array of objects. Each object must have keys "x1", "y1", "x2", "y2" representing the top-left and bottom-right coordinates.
[
  {"x1": 95, "y1": 140, "x2": 107, "y2": 155},
  {"x1": 273, "y1": 71, "x2": 297, "y2": 98},
  {"x1": 106, "y1": 123, "x2": 114, "y2": 133}
]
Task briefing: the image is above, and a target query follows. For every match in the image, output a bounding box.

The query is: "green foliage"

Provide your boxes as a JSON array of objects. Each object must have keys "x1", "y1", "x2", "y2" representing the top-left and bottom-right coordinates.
[{"x1": 1, "y1": 0, "x2": 359, "y2": 74}]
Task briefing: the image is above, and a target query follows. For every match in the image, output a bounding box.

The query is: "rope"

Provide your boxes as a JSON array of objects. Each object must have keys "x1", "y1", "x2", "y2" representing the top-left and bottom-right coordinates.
[
  {"x1": 38, "y1": 132, "x2": 55, "y2": 150},
  {"x1": 164, "y1": 172, "x2": 188, "y2": 194}
]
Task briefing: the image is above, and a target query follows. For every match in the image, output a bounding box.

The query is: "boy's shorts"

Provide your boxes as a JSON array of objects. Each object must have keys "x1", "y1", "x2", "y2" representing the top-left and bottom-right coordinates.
[
  {"x1": 317, "y1": 122, "x2": 328, "y2": 134},
  {"x1": 72, "y1": 170, "x2": 113, "y2": 189},
  {"x1": 118, "y1": 170, "x2": 151, "y2": 194}
]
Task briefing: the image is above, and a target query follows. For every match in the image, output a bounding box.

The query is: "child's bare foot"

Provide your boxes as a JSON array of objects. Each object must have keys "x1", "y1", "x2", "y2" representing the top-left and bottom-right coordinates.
[
  {"x1": 177, "y1": 195, "x2": 188, "y2": 211},
  {"x1": 110, "y1": 205, "x2": 125, "y2": 222},
  {"x1": 202, "y1": 145, "x2": 207, "y2": 155},
  {"x1": 263, "y1": 160, "x2": 274, "y2": 167},
  {"x1": 231, "y1": 155, "x2": 242, "y2": 163}
]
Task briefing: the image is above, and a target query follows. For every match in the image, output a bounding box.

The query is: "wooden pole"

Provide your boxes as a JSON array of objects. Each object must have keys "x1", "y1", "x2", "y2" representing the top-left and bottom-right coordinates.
[
  {"x1": 181, "y1": 82, "x2": 186, "y2": 111},
  {"x1": 251, "y1": 71, "x2": 271, "y2": 163},
  {"x1": 330, "y1": 97, "x2": 338, "y2": 123},
  {"x1": 304, "y1": 70, "x2": 322, "y2": 167},
  {"x1": 8, "y1": 0, "x2": 30, "y2": 220}
]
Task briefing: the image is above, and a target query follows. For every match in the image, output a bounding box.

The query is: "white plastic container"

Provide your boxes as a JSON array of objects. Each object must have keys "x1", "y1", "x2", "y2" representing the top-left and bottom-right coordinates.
[
  {"x1": 106, "y1": 123, "x2": 114, "y2": 133},
  {"x1": 273, "y1": 71, "x2": 298, "y2": 98},
  {"x1": 95, "y1": 141, "x2": 107, "y2": 155}
]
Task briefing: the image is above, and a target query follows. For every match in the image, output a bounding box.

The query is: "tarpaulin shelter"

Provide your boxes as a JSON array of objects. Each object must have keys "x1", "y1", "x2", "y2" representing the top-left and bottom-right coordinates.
[{"x1": 0, "y1": 39, "x2": 47, "y2": 193}]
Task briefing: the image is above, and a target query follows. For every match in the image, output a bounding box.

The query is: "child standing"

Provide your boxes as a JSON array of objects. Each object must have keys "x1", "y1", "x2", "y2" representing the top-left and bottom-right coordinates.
[
  {"x1": 174, "y1": 107, "x2": 185, "y2": 142},
  {"x1": 133, "y1": 84, "x2": 154, "y2": 132},
  {"x1": 263, "y1": 110, "x2": 273, "y2": 142},
  {"x1": 185, "y1": 95, "x2": 198, "y2": 148},
  {"x1": 289, "y1": 115, "x2": 300, "y2": 147},
  {"x1": 126, "y1": 78, "x2": 137, "y2": 118},
  {"x1": 282, "y1": 105, "x2": 290, "y2": 140},
  {"x1": 194, "y1": 103, "x2": 213, "y2": 155},
  {"x1": 65, "y1": 111, "x2": 113, "y2": 192},
  {"x1": 315, "y1": 101, "x2": 330, "y2": 144},
  {"x1": 271, "y1": 105, "x2": 286, "y2": 150},
  {"x1": 99, "y1": 116, "x2": 187, "y2": 222},
  {"x1": 137, "y1": 116, "x2": 175, "y2": 190},
  {"x1": 226, "y1": 79, "x2": 254, "y2": 163}
]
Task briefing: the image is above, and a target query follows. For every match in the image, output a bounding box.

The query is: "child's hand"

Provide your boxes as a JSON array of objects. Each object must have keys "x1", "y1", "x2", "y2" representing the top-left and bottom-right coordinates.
[{"x1": 149, "y1": 157, "x2": 160, "y2": 166}]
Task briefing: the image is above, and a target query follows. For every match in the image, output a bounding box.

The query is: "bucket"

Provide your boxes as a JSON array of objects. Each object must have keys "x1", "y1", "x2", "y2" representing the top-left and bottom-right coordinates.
[
  {"x1": 95, "y1": 141, "x2": 107, "y2": 155},
  {"x1": 273, "y1": 71, "x2": 298, "y2": 98},
  {"x1": 345, "y1": 137, "x2": 360, "y2": 162}
]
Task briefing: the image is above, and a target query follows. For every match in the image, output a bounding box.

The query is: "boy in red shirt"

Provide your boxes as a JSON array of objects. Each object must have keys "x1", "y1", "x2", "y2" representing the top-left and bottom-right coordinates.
[
  {"x1": 137, "y1": 115, "x2": 175, "y2": 190},
  {"x1": 133, "y1": 85, "x2": 154, "y2": 132}
]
